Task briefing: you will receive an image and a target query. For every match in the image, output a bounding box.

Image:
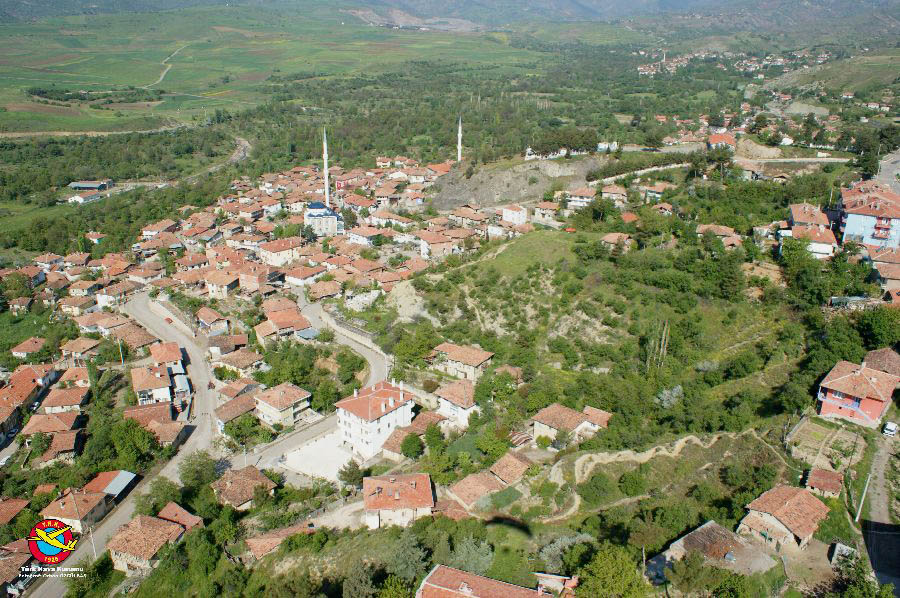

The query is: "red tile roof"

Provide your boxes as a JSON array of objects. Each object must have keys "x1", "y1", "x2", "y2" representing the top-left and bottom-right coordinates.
[
  {"x1": 432, "y1": 343, "x2": 493, "y2": 367},
  {"x1": 256, "y1": 382, "x2": 310, "y2": 411},
  {"x1": 806, "y1": 469, "x2": 843, "y2": 496},
  {"x1": 335, "y1": 381, "x2": 413, "y2": 422},
  {"x1": 746, "y1": 485, "x2": 829, "y2": 539},
  {"x1": 820, "y1": 360, "x2": 900, "y2": 403},
  {"x1": 363, "y1": 473, "x2": 434, "y2": 511},
  {"x1": 107, "y1": 515, "x2": 183, "y2": 561},
  {"x1": 417, "y1": 565, "x2": 543, "y2": 598},
  {"x1": 435, "y1": 379, "x2": 475, "y2": 409},
  {"x1": 448, "y1": 472, "x2": 504, "y2": 509},
  {"x1": 489, "y1": 452, "x2": 532, "y2": 485},
  {"x1": 0, "y1": 499, "x2": 29, "y2": 525},
  {"x1": 210, "y1": 466, "x2": 276, "y2": 507},
  {"x1": 157, "y1": 502, "x2": 203, "y2": 532}
]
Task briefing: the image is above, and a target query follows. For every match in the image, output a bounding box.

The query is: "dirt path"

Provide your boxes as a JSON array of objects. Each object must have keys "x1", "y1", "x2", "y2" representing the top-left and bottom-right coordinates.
[
  {"x1": 184, "y1": 136, "x2": 251, "y2": 182},
  {"x1": 144, "y1": 44, "x2": 190, "y2": 89},
  {"x1": 863, "y1": 436, "x2": 900, "y2": 594}
]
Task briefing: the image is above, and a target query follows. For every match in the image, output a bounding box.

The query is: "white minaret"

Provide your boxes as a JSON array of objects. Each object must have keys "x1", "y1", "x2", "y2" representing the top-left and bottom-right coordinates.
[
  {"x1": 323, "y1": 127, "x2": 330, "y2": 208},
  {"x1": 457, "y1": 116, "x2": 462, "y2": 162}
]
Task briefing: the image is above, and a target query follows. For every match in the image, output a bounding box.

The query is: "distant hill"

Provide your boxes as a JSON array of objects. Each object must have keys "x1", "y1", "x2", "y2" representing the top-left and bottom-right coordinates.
[
  {"x1": 358, "y1": 0, "x2": 900, "y2": 31},
  {"x1": 2, "y1": 0, "x2": 898, "y2": 35},
  {"x1": 0, "y1": 0, "x2": 261, "y2": 21}
]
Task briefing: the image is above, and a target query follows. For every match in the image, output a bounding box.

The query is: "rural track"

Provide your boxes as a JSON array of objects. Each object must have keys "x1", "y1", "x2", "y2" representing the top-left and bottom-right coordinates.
[{"x1": 145, "y1": 44, "x2": 190, "y2": 89}]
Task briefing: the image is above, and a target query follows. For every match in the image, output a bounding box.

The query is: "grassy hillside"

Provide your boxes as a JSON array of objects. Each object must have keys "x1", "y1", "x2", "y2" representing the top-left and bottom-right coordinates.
[{"x1": 0, "y1": 3, "x2": 548, "y2": 132}]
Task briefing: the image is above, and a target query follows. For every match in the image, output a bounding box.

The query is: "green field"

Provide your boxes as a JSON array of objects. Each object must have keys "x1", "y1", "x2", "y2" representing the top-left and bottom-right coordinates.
[{"x1": 0, "y1": 3, "x2": 560, "y2": 132}]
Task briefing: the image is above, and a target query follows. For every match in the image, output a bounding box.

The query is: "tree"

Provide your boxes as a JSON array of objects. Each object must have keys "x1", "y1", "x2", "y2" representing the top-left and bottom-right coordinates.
[
  {"x1": 667, "y1": 550, "x2": 725, "y2": 594},
  {"x1": 828, "y1": 554, "x2": 895, "y2": 598},
  {"x1": 338, "y1": 459, "x2": 364, "y2": 488},
  {"x1": 342, "y1": 563, "x2": 377, "y2": 598},
  {"x1": 378, "y1": 575, "x2": 412, "y2": 598},
  {"x1": 387, "y1": 530, "x2": 428, "y2": 582},
  {"x1": 449, "y1": 535, "x2": 493, "y2": 575},
  {"x1": 424, "y1": 423, "x2": 445, "y2": 455},
  {"x1": 576, "y1": 543, "x2": 648, "y2": 598},
  {"x1": 179, "y1": 450, "x2": 218, "y2": 491},
  {"x1": 135, "y1": 478, "x2": 182, "y2": 516},
  {"x1": 401, "y1": 433, "x2": 424, "y2": 459},
  {"x1": 713, "y1": 573, "x2": 751, "y2": 597},
  {"x1": 856, "y1": 307, "x2": 900, "y2": 349}
]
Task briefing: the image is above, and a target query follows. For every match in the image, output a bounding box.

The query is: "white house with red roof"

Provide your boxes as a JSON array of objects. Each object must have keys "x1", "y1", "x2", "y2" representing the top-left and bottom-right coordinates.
[
  {"x1": 335, "y1": 380, "x2": 414, "y2": 460},
  {"x1": 434, "y1": 379, "x2": 479, "y2": 429},
  {"x1": 427, "y1": 343, "x2": 493, "y2": 381},
  {"x1": 362, "y1": 473, "x2": 434, "y2": 529},
  {"x1": 531, "y1": 403, "x2": 612, "y2": 443},
  {"x1": 779, "y1": 225, "x2": 838, "y2": 260}
]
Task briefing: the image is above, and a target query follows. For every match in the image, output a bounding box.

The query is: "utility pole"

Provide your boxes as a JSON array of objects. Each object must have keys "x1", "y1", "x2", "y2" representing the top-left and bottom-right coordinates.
[
  {"x1": 323, "y1": 127, "x2": 330, "y2": 209},
  {"x1": 855, "y1": 472, "x2": 871, "y2": 522}
]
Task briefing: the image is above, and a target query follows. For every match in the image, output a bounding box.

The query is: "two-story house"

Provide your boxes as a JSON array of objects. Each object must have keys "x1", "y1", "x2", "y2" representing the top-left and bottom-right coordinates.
[
  {"x1": 255, "y1": 382, "x2": 311, "y2": 428},
  {"x1": 817, "y1": 360, "x2": 899, "y2": 428},
  {"x1": 427, "y1": 343, "x2": 493, "y2": 381}
]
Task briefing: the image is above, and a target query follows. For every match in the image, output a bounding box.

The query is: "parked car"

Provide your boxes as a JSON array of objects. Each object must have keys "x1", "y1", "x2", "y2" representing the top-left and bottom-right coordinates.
[
  {"x1": 0, "y1": 456, "x2": 10, "y2": 467},
  {"x1": 883, "y1": 421, "x2": 898, "y2": 438}
]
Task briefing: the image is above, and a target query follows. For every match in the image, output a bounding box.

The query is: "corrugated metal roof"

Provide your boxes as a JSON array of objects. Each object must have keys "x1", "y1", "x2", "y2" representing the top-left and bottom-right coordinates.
[{"x1": 104, "y1": 470, "x2": 137, "y2": 497}]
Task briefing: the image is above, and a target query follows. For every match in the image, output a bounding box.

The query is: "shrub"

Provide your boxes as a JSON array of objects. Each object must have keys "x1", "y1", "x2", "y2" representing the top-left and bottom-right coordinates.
[
  {"x1": 422, "y1": 379, "x2": 439, "y2": 393},
  {"x1": 619, "y1": 470, "x2": 648, "y2": 496},
  {"x1": 490, "y1": 487, "x2": 522, "y2": 510},
  {"x1": 576, "y1": 472, "x2": 616, "y2": 505}
]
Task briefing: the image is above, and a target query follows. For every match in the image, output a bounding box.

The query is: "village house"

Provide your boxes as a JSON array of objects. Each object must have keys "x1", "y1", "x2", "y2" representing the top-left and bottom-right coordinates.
[
  {"x1": 196, "y1": 307, "x2": 229, "y2": 336},
  {"x1": 447, "y1": 472, "x2": 505, "y2": 511},
  {"x1": 284, "y1": 265, "x2": 326, "y2": 287},
  {"x1": 737, "y1": 485, "x2": 829, "y2": 550},
  {"x1": 600, "y1": 232, "x2": 633, "y2": 252},
  {"x1": 817, "y1": 360, "x2": 899, "y2": 428},
  {"x1": 601, "y1": 184, "x2": 628, "y2": 207},
  {"x1": 42, "y1": 387, "x2": 90, "y2": 414},
  {"x1": 245, "y1": 521, "x2": 316, "y2": 560},
  {"x1": 205, "y1": 271, "x2": 239, "y2": 299},
  {"x1": 531, "y1": 403, "x2": 612, "y2": 443},
  {"x1": 805, "y1": 468, "x2": 843, "y2": 499},
  {"x1": 157, "y1": 502, "x2": 203, "y2": 533},
  {"x1": 501, "y1": 205, "x2": 528, "y2": 226},
  {"x1": 82, "y1": 470, "x2": 138, "y2": 502},
  {"x1": 346, "y1": 226, "x2": 386, "y2": 247},
  {"x1": 212, "y1": 349, "x2": 265, "y2": 378},
  {"x1": 708, "y1": 133, "x2": 737, "y2": 150},
  {"x1": 108, "y1": 515, "x2": 185, "y2": 575},
  {"x1": 258, "y1": 237, "x2": 305, "y2": 267},
  {"x1": 210, "y1": 466, "x2": 276, "y2": 510},
  {"x1": 427, "y1": 343, "x2": 493, "y2": 381},
  {"x1": 131, "y1": 366, "x2": 173, "y2": 405},
  {"x1": 10, "y1": 337, "x2": 45, "y2": 360},
  {"x1": 434, "y1": 379, "x2": 479, "y2": 429},
  {"x1": 415, "y1": 565, "x2": 548, "y2": 598},
  {"x1": 255, "y1": 382, "x2": 311, "y2": 428},
  {"x1": 789, "y1": 203, "x2": 829, "y2": 228},
  {"x1": 646, "y1": 520, "x2": 776, "y2": 585},
  {"x1": 123, "y1": 403, "x2": 188, "y2": 447},
  {"x1": 214, "y1": 393, "x2": 257, "y2": 433},
  {"x1": 779, "y1": 225, "x2": 838, "y2": 260},
  {"x1": 336, "y1": 380, "x2": 414, "y2": 460},
  {"x1": 416, "y1": 231, "x2": 456, "y2": 260},
  {"x1": 640, "y1": 181, "x2": 677, "y2": 202},
  {"x1": 40, "y1": 488, "x2": 112, "y2": 533},
  {"x1": 566, "y1": 187, "x2": 596, "y2": 210},
  {"x1": 532, "y1": 201, "x2": 559, "y2": 222},
  {"x1": 363, "y1": 473, "x2": 435, "y2": 529}
]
